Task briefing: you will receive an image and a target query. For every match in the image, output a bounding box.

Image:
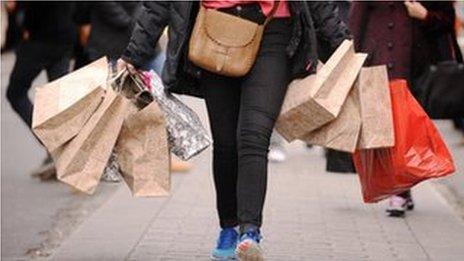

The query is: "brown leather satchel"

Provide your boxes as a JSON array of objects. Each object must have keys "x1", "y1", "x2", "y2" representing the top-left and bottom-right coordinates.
[{"x1": 188, "y1": 2, "x2": 280, "y2": 77}]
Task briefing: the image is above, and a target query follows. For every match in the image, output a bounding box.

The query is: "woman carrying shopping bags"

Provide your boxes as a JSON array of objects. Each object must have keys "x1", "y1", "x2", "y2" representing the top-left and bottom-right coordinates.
[
  {"x1": 118, "y1": 1, "x2": 349, "y2": 260},
  {"x1": 349, "y1": 1, "x2": 461, "y2": 217}
]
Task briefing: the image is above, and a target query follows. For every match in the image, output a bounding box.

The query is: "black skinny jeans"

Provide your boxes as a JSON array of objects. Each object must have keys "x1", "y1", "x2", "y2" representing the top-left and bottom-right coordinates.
[
  {"x1": 7, "y1": 41, "x2": 72, "y2": 127},
  {"x1": 201, "y1": 17, "x2": 292, "y2": 229}
]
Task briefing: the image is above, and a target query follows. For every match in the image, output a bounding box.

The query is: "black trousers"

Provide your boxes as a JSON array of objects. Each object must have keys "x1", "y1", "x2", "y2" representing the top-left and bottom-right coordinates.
[
  {"x1": 6, "y1": 41, "x2": 72, "y2": 127},
  {"x1": 201, "y1": 18, "x2": 292, "y2": 229}
]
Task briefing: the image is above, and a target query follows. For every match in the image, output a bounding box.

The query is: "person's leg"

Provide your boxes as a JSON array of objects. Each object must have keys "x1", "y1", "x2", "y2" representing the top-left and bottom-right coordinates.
[
  {"x1": 235, "y1": 19, "x2": 291, "y2": 261},
  {"x1": 398, "y1": 190, "x2": 414, "y2": 210},
  {"x1": 202, "y1": 71, "x2": 241, "y2": 260},
  {"x1": 45, "y1": 44, "x2": 71, "y2": 81},
  {"x1": 203, "y1": 71, "x2": 242, "y2": 229},
  {"x1": 73, "y1": 43, "x2": 91, "y2": 71},
  {"x1": 397, "y1": 190, "x2": 411, "y2": 199},
  {"x1": 236, "y1": 19, "x2": 291, "y2": 231},
  {"x1": 387, "y1": 189, "x2": 414, "y2": 217},
  {"x1": 28, "y1": 43, "x2": 71, "y2": 180},
  {"x1": 326, "y1": 149, "x2": 356, "y2": 173},
  {"x1": 6, "y1": 41, "x2": 45, "y2": 127}
]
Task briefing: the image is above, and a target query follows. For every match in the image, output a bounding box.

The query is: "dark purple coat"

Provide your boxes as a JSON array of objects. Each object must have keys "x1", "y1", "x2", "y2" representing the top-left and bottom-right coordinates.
[{"x1": 349, "y1": 1, "x2": 459, "y2": 80}]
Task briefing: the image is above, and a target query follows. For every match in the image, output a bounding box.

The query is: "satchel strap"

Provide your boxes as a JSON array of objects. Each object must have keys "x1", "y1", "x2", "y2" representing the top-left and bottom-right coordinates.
[{"x1": 264, "y1": 0, "x2": 281, "y2": 26}]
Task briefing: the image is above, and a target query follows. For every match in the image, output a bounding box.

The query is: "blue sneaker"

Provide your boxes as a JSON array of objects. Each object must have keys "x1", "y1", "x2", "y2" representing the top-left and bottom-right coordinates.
[
  {"x1": 211, "y1": 227, "x2": 239, "y2": 260},
  {"x1": 236, "y1": 228, "x2": 263, "y2": 261}
]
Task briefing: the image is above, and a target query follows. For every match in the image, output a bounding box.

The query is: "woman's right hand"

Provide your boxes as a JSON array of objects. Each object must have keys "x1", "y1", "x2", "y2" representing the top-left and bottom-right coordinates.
[
  {"x1": 116, "y1": 58, "x2": 137, "y2": 74},
  {"x1": 404, "y1": 1, "x2": 428, "y2": 21}
]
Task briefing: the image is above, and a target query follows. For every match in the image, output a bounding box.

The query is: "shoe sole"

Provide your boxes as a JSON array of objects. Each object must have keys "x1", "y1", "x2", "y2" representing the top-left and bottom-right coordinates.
[
  {"x1": 386, "y1": 209, "x2": 406, "y2": 217},
  {"x1": 211, "y1": 255, "x2": 236, "y2": 261},
  {"x1": 236, "y1": 240, "x2": 263, "y2": 261}
]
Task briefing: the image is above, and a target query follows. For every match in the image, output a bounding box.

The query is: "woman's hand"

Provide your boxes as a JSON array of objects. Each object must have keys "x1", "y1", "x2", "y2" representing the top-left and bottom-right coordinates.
[
  {"x1": 78, "y1": 24, "x2": 91, "y2": 46},
  {"x1": 22, "y1": 30, "x2": 30, "y2": 41},
  {"x1": 116, "y1": 58, "x2": 137, "y2": 74},
  {"x1": 5, "y1": 1, "x2": 17, "y2": 12},
  {"x1": 404, "y1": 1, "x2": 428, "y2": 21}
]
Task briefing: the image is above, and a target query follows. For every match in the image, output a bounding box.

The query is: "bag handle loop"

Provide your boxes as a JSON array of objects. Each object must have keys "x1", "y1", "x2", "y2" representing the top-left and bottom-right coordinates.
[{"x1": 264, "y1": 0, "x2": 281, "y2": 26}]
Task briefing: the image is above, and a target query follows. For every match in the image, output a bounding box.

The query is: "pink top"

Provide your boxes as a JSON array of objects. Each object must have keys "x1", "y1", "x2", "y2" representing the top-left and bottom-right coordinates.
[{"x1": 202, "y1": 0, "x2": 291, "y2": 18}]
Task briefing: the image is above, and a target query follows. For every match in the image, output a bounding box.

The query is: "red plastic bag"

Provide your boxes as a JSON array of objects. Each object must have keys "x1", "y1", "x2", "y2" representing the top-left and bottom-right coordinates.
[{"x1": 353, "y1": 80, "x2": 455, "y2": 203}]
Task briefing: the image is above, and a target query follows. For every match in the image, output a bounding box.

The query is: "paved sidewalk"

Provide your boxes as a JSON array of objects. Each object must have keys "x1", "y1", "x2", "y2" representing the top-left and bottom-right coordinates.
[{"x1": 50, "y1": 98, "x2": 464, "y2": 261}]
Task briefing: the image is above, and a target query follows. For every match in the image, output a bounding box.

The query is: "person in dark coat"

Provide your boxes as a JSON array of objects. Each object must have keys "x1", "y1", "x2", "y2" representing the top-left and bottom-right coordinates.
[
  {"x1": 349, "y1": 0, "x2": 461, "y2": 218},
  {"x1": 118, "y1": 1, "x2": 349, "y2": 260},
  {"x1": 6, "y1": 2, "x2": 76, "y2": 179},
  {"x1": 72, "y1": 1, "x2": 92, "y2": 70},
  {"x1": 87, "y1": 1, "x2": 141, "y2": 61},
  {"x1": 318, "y1": 1, "x2": 357, "y2": 174},
  {"x1": 1, "y1": 1, "x2": 22, "y2": 53},
  {"x1": 349, "y1": 1, "x2": 460, "y2": 81},
  {"x1": 6, "y1": 1, "x2": 75, "y2": 127}
]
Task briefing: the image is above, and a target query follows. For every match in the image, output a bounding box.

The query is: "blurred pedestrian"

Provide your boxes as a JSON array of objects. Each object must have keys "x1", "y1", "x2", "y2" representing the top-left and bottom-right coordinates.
[
  {"x1": 349, "y1": 0, "x2": 461, "y2": 217},
  {"x1": 72, "y1": 1, "x2": 92, "y2": 70},
  {"x1": 453, "y1": 1, "x2": 464, "y2": 138},
  {"x1": 318, "y1": 1, "x2": 356, "y2": 174},
  {"x1": 1, "y1": 2, "x2": 7, "y2": 49},
  {"x1": 118, "y1": 1, "x2": 349, "y2": 260},
  {"x1": 5, "y1": 1, "x2": 76, "y2": 180},
  {"x1": 86, "y1": 1, "x2": 141, "y2": 63},
  {"x1": 1, "y1": 0, "x2": 22, "y2": 53}
]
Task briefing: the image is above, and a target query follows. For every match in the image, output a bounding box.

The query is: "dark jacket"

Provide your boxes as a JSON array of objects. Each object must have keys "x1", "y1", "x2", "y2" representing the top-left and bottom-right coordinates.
[
  {"x1": 19, "y1": 1, "x2": 76, "y2": 45},
  {"x1": 88, "y1": 1, "x2": 141, "y2": 60},
  {"x1": 74, "y1": 1, "x2": 91, "y2": 26},
  {"x1": 349, "y1": 1, "x2": 460, "y2": 80},
  {"x1": 122, "y1": 1, "x2": 349, "y2": 98}
]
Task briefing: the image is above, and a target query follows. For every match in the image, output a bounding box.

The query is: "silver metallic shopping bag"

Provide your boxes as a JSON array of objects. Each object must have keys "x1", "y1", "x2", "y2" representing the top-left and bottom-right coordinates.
[{"x1": 140, "y1": 71, "x2": 211, "y2": 160}]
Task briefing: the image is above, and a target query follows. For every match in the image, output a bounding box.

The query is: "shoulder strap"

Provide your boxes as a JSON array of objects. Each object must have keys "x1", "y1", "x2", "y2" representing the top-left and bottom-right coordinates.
[{"x1": 264, "y1": 0, "x2": 281, "y2": 26}]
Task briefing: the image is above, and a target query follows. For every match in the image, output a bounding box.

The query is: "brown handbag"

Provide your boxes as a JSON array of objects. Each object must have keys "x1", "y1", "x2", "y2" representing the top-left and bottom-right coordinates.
[{"x1": 188, "y1": 2, "x2": 280, "y2": 77}]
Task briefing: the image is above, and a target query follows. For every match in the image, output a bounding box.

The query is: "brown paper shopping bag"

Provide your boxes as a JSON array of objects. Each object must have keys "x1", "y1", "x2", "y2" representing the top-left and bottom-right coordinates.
[
  {"x1": 115, "y1": 101, "x2": 170, "y2": 197},
  {"x1": 302, "y1": 66, "x2": 394, "y2": 152},
  {"x1": 302, "y1": 85, "x2": 362, "y2": 153},
  {"x1": 275, "y1": 40, "x2": 367, "y2": 142},
  {"x1": 32, "y1": 58, "x2": 108, "y2": 152},
  {"x1": 356, "y1": 66, "x2": 394, "y2": 149},
  {"x1": 52, "y1": 87, "x2": 131, "y2": 194}
]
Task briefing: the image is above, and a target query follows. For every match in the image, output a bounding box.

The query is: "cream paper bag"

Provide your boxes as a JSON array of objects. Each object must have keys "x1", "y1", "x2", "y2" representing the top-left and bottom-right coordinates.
[
  {"x1": 356, "y1": 66, "x2": 394, "y2": 149},
  {"x1": 52, "y1": 87, "x2": 131, "y2": 194},
  {"x1": 275, "y1": 40, "x2": 367, "y2": 142},
  {"x1": 302, "y1": 85, "x2": 362, "y2": 153},
  {"x1": 302, "y1": 66, "x2": 394, "y2": 152},
  {"x1": 115, "y1": 101, "x2": 170, "y2": 197},
  {"x1": 32, "y1": 58, "x2": 108, "y2": 152}
]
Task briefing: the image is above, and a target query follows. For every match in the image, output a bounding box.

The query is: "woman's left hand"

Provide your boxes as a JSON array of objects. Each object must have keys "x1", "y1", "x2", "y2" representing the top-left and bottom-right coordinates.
[
  {"x1": 404, "y1": 1, "x2": 428, "y2": 21},
  {"x1": 117, "y1": 58, "x2": 137, "y2": 75}
]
